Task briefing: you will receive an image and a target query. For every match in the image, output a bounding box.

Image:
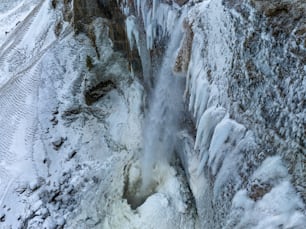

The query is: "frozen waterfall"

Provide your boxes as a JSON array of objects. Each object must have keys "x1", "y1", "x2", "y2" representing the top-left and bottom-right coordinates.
[
  {"x1": 141, "y1": 16, "x2": 186, "y2": 194},
  {"x1": 0, "y1": 0, "x2": 305, "y2": 228}
]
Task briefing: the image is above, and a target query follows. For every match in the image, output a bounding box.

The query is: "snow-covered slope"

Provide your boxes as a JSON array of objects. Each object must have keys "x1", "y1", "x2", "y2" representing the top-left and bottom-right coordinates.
[{"x1": 0, "y1": 0, "x2": 305, "y2": 228}]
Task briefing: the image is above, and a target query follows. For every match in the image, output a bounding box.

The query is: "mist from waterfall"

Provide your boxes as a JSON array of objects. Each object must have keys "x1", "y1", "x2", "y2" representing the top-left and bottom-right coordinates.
[{"x1": 141, "y1": 17, "x2": 186, "y2": 193}]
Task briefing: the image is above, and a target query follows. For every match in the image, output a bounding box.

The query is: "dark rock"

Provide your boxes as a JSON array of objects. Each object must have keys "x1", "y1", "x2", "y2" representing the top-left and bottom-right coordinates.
[
  {"x1": 50, "y1": 116, "x2": 58, "y2": 126},
  {"x1": 15, "y1": 184, "x2": 27, "y2": 194},
  {"x1": 67, "y1": 151, "x2": 77, "y2": 160},
  {"x1": 52, "y1": 110, "x2": 59, "y2": 115},
  {"x1": 247, "y1": 180, "x2": 272, "y2": 201},
  {"x1": 73, "y1": 0, "x2": 134, "y2": 58},
  {"x1": 61, "y1": 107, "x2": 82, "y2": 123},
  {"x1": 92, "y1": 176, "x2": 100, "y2": 184},
  {"x1": 54, "y1": 21, "x2": 62, "y2": 37},
  {"x1": 173, "y1": 19, "x2": 193, "y2": 74},
  {"x1": 85, "y1": 80, "x2": 116, "y2": 105},
  {"x1": 0, "y1": 214, "x2": 5, "y2": 222},
  {"x1": 51, "y1": 0, "x2": 57, "y2": 9},
  {"x1": 52, "y1": 119, "x2": 58, "y2": 126},
  {"x1": 50, "y1": 190, "x2": 62, "y2": 203},
  {"x1": 174, "y1": 0, "x2": 189, "y2": 6},
  {"x1": 86, "y1": 55, "x2": 94, "y2": 70}
]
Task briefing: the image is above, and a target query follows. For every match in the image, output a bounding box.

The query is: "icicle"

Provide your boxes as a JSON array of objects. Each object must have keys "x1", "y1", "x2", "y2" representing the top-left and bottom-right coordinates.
[
  {"x1": 146, "y1": 23, "x2": 153, "y2": 50},
  {"x1": 197, "y1": 149, "x2": 209, "y2": 176},
  {"x1": 125, "y1": 16, "x2": 139, "y2": 50},
  {"x1": 188, "y1": 62, "x2": 202, "y2": 114},
  {"x1": 136, "y1": 0, "x2": 140, "y2": 15},
  {"x1": 152, "y1": 0, "x2": 159, "y2": 20},
  {"x1": 196, "y1": 82, "x2": 210, "y2": 127},
  {"x1": 191, "y1": 64, "x2": 204, "y2": 116},
  {"x1": 194, "y1": 106, "x2": 226, "y2": 151},
  {"x1": 188, "y1": 63, "x2": 196, "y2": 112},
  {"x1": 193, "y1": 76, "x2": 208, "y2": 122},
  {"x1": 207, "y1": 118, "x2": 232, "y2": 166},
  {"x1": 183, "y1": 67, "x2": 191, "y2": 101}
]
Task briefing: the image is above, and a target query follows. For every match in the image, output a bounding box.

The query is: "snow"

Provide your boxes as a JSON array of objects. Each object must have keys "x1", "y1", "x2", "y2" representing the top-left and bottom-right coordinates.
[
  {"x1": 0, "y1": 0, "x2": 305, "y2": 228},
  {"x1": 0, "y1": 0, "x2": 198, "y2": 227},
  {"x1": 224, "y1": 155, "x2": 306, "y2": 228},
  {"x1": 251, "y1": 156, "x2": 289, "y2": 184},
  {"x1": 101, "y1": 163, "x2": 197, "y2": 229},
  {"x1": 229, "y1": 181, "x2": 306, "y2": 229}
]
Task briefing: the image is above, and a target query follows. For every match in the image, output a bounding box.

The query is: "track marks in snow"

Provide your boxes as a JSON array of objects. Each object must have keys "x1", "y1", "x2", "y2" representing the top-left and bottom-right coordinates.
[
  {"x1": 0, "y1": 0, "x2": 74, "y2": 201},
  {"x1": 0, "y1": 0, "x2": 44, "y2": 63},
  {"x1": 0, "y1": 65, "x2": 41, "y2": 196}
]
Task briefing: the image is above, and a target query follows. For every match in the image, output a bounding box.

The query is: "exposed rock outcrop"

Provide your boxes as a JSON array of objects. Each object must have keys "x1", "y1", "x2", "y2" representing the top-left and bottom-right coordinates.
[
  {"x1": 72, "y1": 0, "x2": 142, "y2": 74},
  {"x1": 224, "y1": 0, "x2": 306, "y2": 202}
]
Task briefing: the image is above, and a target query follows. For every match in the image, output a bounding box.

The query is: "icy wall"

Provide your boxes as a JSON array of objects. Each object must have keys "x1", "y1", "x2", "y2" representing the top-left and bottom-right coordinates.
[
  {"x1": 121, "y1": 0, "x2": 306, "y2": 228},
  {"x1": 0, "y1": 0, "x2": 196, "y2": 228}
]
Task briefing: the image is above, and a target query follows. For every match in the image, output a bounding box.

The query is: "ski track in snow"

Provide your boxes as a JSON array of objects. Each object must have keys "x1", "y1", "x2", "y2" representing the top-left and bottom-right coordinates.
[
  {"x1": 0, "y1": 0, "x2": 59, "y2": 204},
  {"x1": 0, "y1": 65, "x2": 40, "y2": 202},
  {"x1": 0, "y1": 0, "x2": 43, "y2": 66}
]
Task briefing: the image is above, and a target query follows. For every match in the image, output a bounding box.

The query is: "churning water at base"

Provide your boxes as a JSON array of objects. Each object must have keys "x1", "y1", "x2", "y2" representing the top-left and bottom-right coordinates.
[{"x1": 140, "y1": 18, "x2": 186, "y2": 194}]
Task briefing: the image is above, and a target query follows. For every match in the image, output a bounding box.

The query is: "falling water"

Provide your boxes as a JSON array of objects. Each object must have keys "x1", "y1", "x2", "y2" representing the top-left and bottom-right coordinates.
[{"x1": 141, "y1": 17, "x2": 186, "y2": 193}]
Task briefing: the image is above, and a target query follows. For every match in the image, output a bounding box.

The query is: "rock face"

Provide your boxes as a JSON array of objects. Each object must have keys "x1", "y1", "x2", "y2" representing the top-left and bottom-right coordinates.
[
  {"x1": 186, "y1": 0, "x2": 306, "y2": 227},
  {"x1": 120, "y1": 0, "x2": 306, "y2": 228},
  {"x1": 73, "y1": 0, "x2": 142, "y2": 73},
  {"x1": 224, "y1": 0, "x2": 306, "y2": 202},
  {"x1": 174, "y1": 0, "x2": 189, "y2": 6},
  {"x1": 0, "y1": 0, "x2": 196, "y2": 228}
]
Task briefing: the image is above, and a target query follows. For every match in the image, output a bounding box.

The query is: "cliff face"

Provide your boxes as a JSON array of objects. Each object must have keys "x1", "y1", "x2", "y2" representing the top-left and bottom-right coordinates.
[
  {"x1": 0, "y1": 0, "x2": 305, "y2": 228},
  {"x1": 226, "y1": 0, "x2": 306, "y2": 203},
  {"x1": 120, "y1": 0, "x2": 306, "y2": 228},
  {"x1": 182, "y1": 1, "x2": 306, "y2": 227}
]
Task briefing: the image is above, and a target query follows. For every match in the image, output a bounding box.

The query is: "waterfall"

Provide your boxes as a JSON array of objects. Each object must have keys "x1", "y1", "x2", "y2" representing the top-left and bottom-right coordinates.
[{"x1": 140, "y1": 16, "x2": 186, "y2": 193}]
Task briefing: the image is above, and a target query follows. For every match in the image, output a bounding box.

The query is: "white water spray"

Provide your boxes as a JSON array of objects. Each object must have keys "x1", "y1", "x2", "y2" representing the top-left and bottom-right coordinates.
[{"x1": 141, "y1": 16, "x2": 186, "y2": 193}]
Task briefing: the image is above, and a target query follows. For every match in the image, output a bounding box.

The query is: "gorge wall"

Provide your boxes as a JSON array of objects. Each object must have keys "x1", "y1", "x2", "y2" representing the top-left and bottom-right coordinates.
[{"x1": 121, "y1": 0, "x2": 306, "y2": 228}]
